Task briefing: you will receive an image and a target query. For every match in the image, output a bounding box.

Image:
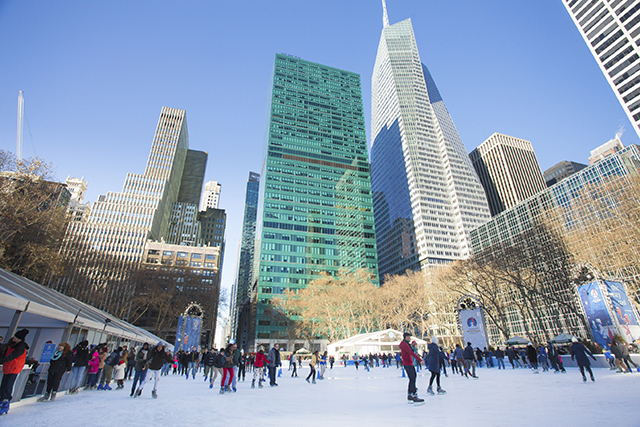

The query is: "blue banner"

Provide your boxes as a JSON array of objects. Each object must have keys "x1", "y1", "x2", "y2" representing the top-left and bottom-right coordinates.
[
  {"x1": 39, "y1": 343, "x2": 56, "y2": 363},
  {"x1": 175, "y1": 316, "x2": 202, "y2": 352},
  {"x1": 604, "y1": 280, "x2": 639, "y2": 342},
  {"x1": 578, "y1": 281, "x2": 614, "y2": 348}
]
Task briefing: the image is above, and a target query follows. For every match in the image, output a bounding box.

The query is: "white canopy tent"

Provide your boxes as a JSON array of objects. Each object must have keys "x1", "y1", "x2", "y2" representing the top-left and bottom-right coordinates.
[{"x1": 327, "y1": 329, "x2": 428, "y2": 357}]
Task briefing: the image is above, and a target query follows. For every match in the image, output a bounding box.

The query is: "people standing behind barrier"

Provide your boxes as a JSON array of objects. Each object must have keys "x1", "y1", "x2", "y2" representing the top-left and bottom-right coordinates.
[
  {"x1": 252, "y1": 346, "x2": 267, "y2": 388},
  {"x1": 67, "y1": 340, "x2": 89, "y2": 394},
  {"x1": 0, "y1": 329, "x2": 30, "y2": 415},
  {"x1": 306, "y1": 350, "x2": 318, "y2": 384},
  {"x1": 113, "y1": 349, "x2": 127, "y2": 389},
  {"x1": 134, "y1": 343, "x2": 172, "y2": 399},
  {"x1": 570, "y1": 337, "x2": 596, "y2": 382},
  {"x1": 38, "y1": 342, "x2": 72, "y2": 402},
  {"x1": 85, "y1": 347, "x2": 100, "y2": 390},
  {"x1": 426, "y1": 337, "x2": 446, "y2": 396},
  {"x1": 98, "y1": 347, "x2": 121, "y2": 390},
  {"x1": 95, "y1": 345, "x2": 108, "y2": 387},
  {"x1": 463, "y1": 342, "x2": 477, "y2": 378},
  {"x1": 130, "y1": 343, "x2": 149, "y2": 397}
]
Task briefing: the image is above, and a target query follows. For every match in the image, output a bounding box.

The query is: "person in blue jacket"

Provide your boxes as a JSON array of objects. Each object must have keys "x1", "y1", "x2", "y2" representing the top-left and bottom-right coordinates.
[
  {"x1": 570, "y1": 337, "x2": 597, "y2": 382},
  {"x1": 426, "y1": 336, "x2": 446, "y2": 395}
]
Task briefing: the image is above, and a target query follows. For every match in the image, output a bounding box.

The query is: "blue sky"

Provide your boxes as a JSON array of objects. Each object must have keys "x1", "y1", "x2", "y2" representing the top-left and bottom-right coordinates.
[{"x1": 1, "y1": 0, "x2": 638, "y2": 309}]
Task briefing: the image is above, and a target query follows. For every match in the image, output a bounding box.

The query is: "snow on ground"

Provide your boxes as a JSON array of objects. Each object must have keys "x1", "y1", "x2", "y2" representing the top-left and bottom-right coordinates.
[{"x1": 7, "y1": 364, "x2": 640, "y2": 427}]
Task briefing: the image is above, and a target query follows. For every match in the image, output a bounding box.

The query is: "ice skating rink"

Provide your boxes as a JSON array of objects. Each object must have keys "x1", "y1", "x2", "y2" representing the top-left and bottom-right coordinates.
[{"x1": 7, "y1": 365, "x2": 639, "y2": 427}]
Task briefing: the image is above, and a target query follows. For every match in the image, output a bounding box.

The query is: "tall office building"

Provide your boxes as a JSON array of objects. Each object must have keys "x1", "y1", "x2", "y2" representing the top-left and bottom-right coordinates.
[
  {"x1": 544, "y1": 160, "x2": 588, "y2": 187},
  {"x1": 563, "y1": 0, "x2": 640, "y2": 138},
  {"x1": 229, "y1": 172, "x2": 260, "y2": 345},
  {"x1": 251, "y1": 54, "x2": 379, "y2": 350},
  {"x1": 201, "y1": 181, "x2": 221, "y2": 210},
  {"x1": 370, "y1": 3, "x2": 491, "y2": 279},
  {"x1": 58, "y1": 107, "x2": 192, "y2": 310},
  {"x1": 470, "y1": 133, "x2": 546, "y2": 217},
  {"x1": 589, "y1": 136, "x2": 625, "y2": 164}
]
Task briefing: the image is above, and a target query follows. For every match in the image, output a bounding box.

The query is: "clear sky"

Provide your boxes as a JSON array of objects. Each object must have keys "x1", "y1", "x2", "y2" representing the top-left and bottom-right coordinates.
[{"x1": 1, "y1": 0, "x2": 638, "y2": 317}]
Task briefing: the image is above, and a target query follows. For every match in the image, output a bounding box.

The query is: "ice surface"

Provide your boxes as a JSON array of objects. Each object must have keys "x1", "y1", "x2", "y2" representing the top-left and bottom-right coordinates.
[{"x1": 6, "y1": 365, "x2": 640, "y2": 427}]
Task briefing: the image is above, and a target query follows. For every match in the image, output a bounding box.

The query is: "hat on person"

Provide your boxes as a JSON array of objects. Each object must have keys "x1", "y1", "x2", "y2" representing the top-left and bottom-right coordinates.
[
  {"x1": 571, "y1": 337, "x2": 578, "y2": 343},
  {"x1": 431, "y1": 336, "x2": 438, "y2": 344},
  {"x1": 156, "y1": 341, "x2": 164, "y2": 347},
  {"x1": 15, "y1": 329, "x2": 29, "y2": 341}
]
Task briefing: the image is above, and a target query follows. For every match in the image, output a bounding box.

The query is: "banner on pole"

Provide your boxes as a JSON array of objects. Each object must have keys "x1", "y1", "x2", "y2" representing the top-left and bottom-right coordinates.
[
  {"x1": 578, "y1": 281, "x2": 615, "y2": 348},
  {"x1": 460, "y1": 308, "x2": 488, "y2": 350},
  {"x1": 604, "y1": 280, "x2": 640, "y2": 342}
]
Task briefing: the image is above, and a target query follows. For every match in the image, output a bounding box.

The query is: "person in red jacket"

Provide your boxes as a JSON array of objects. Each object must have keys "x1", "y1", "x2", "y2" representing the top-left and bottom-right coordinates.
[
  {"x1": 399, "y1": 332, "x2": 424, "y2": 403},
  {"x1": 0, "y1": 329, "x2": 30, "y2": 416},
  {"x1": 251, "y1": 346, "x2": 267, "y2": 389}
]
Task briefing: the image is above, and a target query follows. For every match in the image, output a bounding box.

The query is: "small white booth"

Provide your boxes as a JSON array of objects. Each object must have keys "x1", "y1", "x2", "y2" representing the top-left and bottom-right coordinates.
[{"x1": 327, "y1": 329, "x2": 427, "y2": 358}]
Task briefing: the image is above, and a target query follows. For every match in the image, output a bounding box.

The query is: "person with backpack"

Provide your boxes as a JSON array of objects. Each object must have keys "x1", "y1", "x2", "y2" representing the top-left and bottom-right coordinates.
[
  {"x1": 67, "y1": 340, "x2": 90, "y2": 394},
  {"x1": 98, "y1": 347, "x2": 121, "y2": 390},
  {"x1": 252, "y1": 346, "x2": 267, "y2": 389}
]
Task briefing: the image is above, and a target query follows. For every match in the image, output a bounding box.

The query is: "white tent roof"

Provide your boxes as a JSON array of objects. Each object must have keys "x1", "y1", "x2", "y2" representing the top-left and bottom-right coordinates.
[
  {"x1": 0, "y1": 268, "x2": 170, "y2": 347},
  {"x1": 328, "y1": 329, "x2": 427, "y2": 354}
]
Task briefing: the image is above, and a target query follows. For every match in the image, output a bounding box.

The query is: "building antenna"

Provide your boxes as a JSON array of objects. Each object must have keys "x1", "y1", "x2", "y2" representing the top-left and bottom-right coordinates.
[
  {"x1": 382, "y1": 0, "x2": 390, "y2": 27},
  {"x1": 17, "y1": 91, "x2": 24, "y2": 162}
]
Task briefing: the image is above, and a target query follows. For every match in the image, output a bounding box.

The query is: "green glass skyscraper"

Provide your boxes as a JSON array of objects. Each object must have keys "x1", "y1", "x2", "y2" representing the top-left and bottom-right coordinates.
[{"x1": 252, "y1": 54, "x2": 379, "y2": 350}]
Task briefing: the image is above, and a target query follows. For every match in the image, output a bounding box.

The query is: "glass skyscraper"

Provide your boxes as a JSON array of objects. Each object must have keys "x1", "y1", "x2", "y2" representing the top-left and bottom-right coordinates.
[
  {"x1": 252, "y1": 54, "x2": 379, "y2": 349},
  {"x1": 229, "y1": 171, "x2": 260, "y2": 342},
  {"x1": 371, "y1": 5, "x2": 491, "y2": 279},
  {"x1": 563, "y1": 0, "x2": 640, "y2": 139}
]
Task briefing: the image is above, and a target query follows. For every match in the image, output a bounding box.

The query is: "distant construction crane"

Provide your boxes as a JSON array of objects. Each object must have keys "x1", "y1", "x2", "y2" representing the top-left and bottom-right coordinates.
[{"x1": 16, "y1": 90, "x2": 24, "y2": 162}]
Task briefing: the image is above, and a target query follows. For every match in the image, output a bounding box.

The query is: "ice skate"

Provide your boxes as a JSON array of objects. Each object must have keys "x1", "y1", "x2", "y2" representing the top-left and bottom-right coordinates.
[
  {"x1": 0, "y1": 401, "x2": 9, "y2": 415},
  {"x1": 219, "y1": 387, "x2": 225, "y2": 394},
  {"x1": 37, "y1": 392, "x2": 50, "y2": 402},
  {"x1": 152, "y1": 389, "x2": 157, "y2": 399},
  {"x1": 410, "y1": 393, "x2": 425, "y2": 405},
  {"x1": 437, "y1": 387, "x2": 446, "y2": 395},
  {"x1": 426, "y1": 386, "x2": 435, "y2": 396},
  {"x1": 251, "y1": 380, "x2": 255, "y2": 389},
  {"x1": 49, "y1": 392, "x2": 57, "y2": 402}
]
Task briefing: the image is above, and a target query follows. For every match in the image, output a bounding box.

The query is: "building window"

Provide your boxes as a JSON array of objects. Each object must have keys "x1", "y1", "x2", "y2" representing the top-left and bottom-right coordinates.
[
  {"x1": 190, "y1": 261, "x2": 201, "y2": 267},
  {"x1": 191, "y1": 253, "x2": 202, "y2": 259},
  {"x1": 177, "y1": 252, "x2": 188, "y2": 258},
  {"x1": 163, "y1": 251, "x2": 174, "y2": 256}
]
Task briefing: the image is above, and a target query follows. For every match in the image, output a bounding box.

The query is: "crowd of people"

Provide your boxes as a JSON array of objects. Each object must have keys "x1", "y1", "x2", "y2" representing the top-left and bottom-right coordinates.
[{"x1": 1, "y1": 328, "x2": 638, "y2": 415}]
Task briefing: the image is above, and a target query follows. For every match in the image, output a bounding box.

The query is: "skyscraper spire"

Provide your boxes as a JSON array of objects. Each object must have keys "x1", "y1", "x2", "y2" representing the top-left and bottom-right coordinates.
[{"x1": 382, "y1": 0, "x2": 389, "y2": 27}]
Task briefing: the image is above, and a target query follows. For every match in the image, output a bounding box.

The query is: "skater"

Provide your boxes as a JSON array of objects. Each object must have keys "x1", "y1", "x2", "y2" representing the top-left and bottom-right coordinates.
[
  {"x1": 99, "y1": 347, "x2": 121, "y2": 390},
  {"x1": 202, "y1": 348, "x2": 216, "y2": 381},
  {"x1": 126, "y1": 346, "x2": 136, "y2": 380},
  {"x1": 134, "y1": 343, "x2": 172, "y2": 398},
  {"x1": 252, "y1": 346, "x2": 267, "y2": 388},
  {"x1": 220, "y1": 342, "x2": 235, "y2": 393},
  {"x1": 38, "y1": 342, "x2": 73, "y2": 402},
  {"x1": 267, "y1": 343, "x2": 280, "y2": 387},
  {"x1": 547, "y1": 342, "x2": 565, "y2": 373},
  {"x1": 210, "y1": 348, "x2": 225, "y2": 388},
  {"x1": 463, "y1": 342, "x2": 477, "y2": 378},
  {"x1": 306, "y1": 350, "x2": 318, "y2": 384},
  {"x1": 495, "y1": 348, "x2": 505, "y2": 370},
  {"x1": 570, "y1": 338, "x2": 596, "y2": 382},
  {"x1": 615, "y1": 340, "x2": 639, "y2": 372},
  {"x1": 0, "y1": 329, "x2": 30, "y2": 415},
  {"x1": 290, "y1": 352, "x2": 298, "y2": 377},
  {"x1": 318, "y1": 351, "x2": 327, "y2": 379},
  {"x1": 452, "y1": 344, "x2": 466, "y2": 377},
  {"x1": 130, "y1": 343, "x2": 149, "y2": 396},
  {"x1": 187, "y1": 347, "x2": 199, "y2": 379},
  {"x1": 67, "y1": 340, "x2": 90, "y2": 394},
  {"x1": 231, "y1": 341, "x2": 242, "y2": 391},
  {"x1": 526, "y1": 343, "x2": 539, "y2": 371},
  {"x1": 400, "y1": 332, "x2": 424, "y2": 403},
  {"x1": 426, "y1": 337, "x2": 446, "y2": 396}
]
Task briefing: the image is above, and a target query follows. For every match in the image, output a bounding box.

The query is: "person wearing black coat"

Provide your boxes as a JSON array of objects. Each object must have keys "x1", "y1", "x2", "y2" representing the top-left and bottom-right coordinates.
[
  {"x1": 526, "y1": 343, "x2": 539, "y2": 371},
  {"x1": 463, "y1": 343, "x2": 477, "y2": 378},
  {"x1": 68, "y1": 340, "x2": 90, "y2": 394},
  {"x1": 134, "y1": 343, "x2": 173, "y2": 398},
  {"x1": 426, "y1": 337, "x2": 446, "y2": 395},
  {"x1": 570, "y1": 338, "x2": 597, "y2": 382},
  {"x1": 130, "y1": 343, "x2": 149, "y2": 397},
  {"x1": 125, "y1": 347, "x2": 136, "y2": 380},
  {"x1": 38, "y1": 342, "x2": 73, "y2": 402}
]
